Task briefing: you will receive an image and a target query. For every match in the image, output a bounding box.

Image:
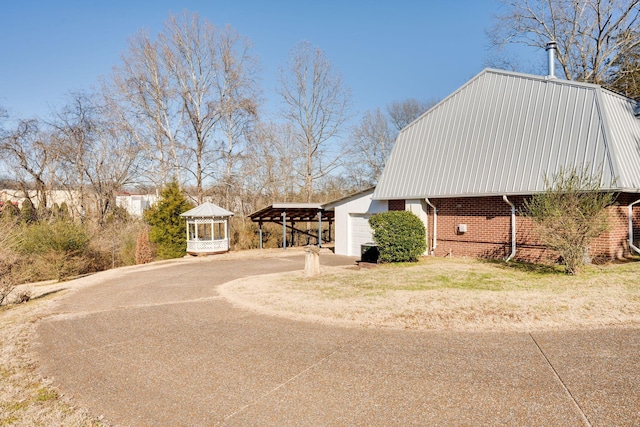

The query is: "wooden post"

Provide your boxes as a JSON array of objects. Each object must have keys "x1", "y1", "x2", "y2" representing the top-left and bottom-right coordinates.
[
  {"x1": 318, "y1": 210, "x2": 322, "y2": 247},
  {"x1": 282, "y1": 211, "x2": 286, "y2": 250}
]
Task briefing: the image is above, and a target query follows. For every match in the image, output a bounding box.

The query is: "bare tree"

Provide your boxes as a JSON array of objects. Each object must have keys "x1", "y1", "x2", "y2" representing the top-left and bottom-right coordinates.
[
  {"x1": 345, "y1": 98, "x2": 435, "y2": 187},
  {"x1": 607, "y1": 30, "x2": 640, "y2": 98},
  {"x1": 0, "y1": 119, "x2": 54, "y2": 209},
  {"x1": 488, "y1": 0, "x2": 640, "y2": 84},
  {"x1": 110, "y1": 29, "x2": 182, "y2": 189},
  {"x1": 347, "y1": 108, "x2": 394, "y2": 188},
  {"x1": 52, "y1": 92, "x2": 141, "y2": 225},
  {"x1": 278, "y1": 41, "x2": 352, "y2": 203},
  {"x1": 161, "y1": 13, "x2": 260, "y2": 204},
  {"x1": 212, "y1": 25, "x2": 260, "y2": 208},
  {"x1": 387, "y1": 98, "x2": 433, "y2": 131},
  {"x1": 107, "y1": 12, "x2": 260, "y2": 203},
  {"x1": 244, "y1": 122, "x2": 299, "y2": 205}
]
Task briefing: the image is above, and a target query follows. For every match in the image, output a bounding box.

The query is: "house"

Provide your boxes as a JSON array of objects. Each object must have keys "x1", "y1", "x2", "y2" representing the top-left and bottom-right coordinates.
[
  {"x1": 323, "y1": 188, "x2": 384, "y2": 256},
  {"x1": 324, "y1": 187, "x2": 432, "y2": 257},
  {"x1": 369, "y1": 64, "x2": 640, "y2": 261},
  {"x1": 329, "y1": 55, "x2": 640, "y2": 260}
]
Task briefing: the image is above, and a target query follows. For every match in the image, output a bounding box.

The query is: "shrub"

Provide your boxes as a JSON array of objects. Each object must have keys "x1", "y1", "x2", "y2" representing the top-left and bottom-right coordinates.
[
  {"x1": 1, "y1": 202, "x2": 19, "y2": 220},
  {"x1": 87, "y1": 212, "x2": 142, "y2": 269},
  {"x1": 19, "y1": 199, "x2": 37, "y2": 224},
  {"x1": 369, "y1": 211, "x2": 426, "y2": 263},
  {"x1": 143, "y1": 181, "x2": 194, "y2": 259},
  {"x1": 524, "y1": 166, "x2": 615, "y2": 275},
  {"x1": 0, "y1": 253, "x2": 20, "y2": 305},
  {"x1": 17, "y1": 219, "x2": 91, "y2": 280},
  {"x1": 135, "y1": 226, "x2": 155, "y2": 264}
]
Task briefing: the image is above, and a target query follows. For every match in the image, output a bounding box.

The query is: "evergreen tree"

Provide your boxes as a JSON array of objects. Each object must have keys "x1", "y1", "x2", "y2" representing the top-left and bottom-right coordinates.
[
  {"x1": 57, "y1": 202, "x2": 70, "y2": 219},
  {"x1": 143, "y1": 181, "x2": 194, "y2": 259},
  {"x1": 20, "y1": 199, "x2": 38, "y2": 224}
]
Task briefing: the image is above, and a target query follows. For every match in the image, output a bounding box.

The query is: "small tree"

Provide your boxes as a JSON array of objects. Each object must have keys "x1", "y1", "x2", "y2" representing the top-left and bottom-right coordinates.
[
  {"x1": 524, "y1": 167, "x2": 616, "y2": 275},
  {"x1": 19, "y1": 199, "x2": 37, "y2": 224},
  {"x1": 143, "y1": 181, "x2": 194, "y2": 259},
  {"x1": 369, "y1": 211, "x2": 426, "y2": 263},
  {"x1": 135, "y1": 226, "x2": 155, "y2": 264}
]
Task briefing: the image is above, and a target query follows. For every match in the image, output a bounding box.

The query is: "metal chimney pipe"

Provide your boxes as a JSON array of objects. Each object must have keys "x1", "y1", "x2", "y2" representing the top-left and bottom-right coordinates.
[{"x1": 545, "y1": 41, "x2": 557, "y2": 78}]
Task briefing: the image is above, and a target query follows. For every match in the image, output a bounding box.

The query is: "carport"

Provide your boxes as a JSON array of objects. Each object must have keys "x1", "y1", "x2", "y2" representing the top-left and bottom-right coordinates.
[{"x1": 249, "y1": 203, "x2": 334, "y2": 250}]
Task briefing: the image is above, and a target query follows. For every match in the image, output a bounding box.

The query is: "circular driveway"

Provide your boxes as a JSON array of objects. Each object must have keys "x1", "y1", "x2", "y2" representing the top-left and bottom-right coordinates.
[{"x1": 34, "y1": 252, "x2": 640, "y2": 426}]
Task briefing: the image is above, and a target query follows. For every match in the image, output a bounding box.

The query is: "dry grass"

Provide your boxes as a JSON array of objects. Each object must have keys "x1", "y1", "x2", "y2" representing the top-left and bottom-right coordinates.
[
  {"x1": 0, "y1": 297, "x2": 106, "y2": 426},
  {"x1": 219, "y1": 257, "x2": 640, "y2": 332}
]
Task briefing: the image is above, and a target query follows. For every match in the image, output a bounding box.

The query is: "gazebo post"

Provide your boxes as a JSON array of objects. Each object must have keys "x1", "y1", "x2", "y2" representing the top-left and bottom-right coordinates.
[{"x1": 259, "y1": 220, "x2": 263, "y2": 250}]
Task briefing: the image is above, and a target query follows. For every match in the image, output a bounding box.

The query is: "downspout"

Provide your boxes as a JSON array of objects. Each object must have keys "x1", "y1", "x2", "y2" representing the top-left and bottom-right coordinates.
[
  {"x1": 425, "y1": 198, "x2": 437, "y2": 255},
  {"x1": 503, "y1": 195, "x2": 516, "y2": 262},
  {"x1": 629, "y1": 199, "x2": 640, "y2": 255}
]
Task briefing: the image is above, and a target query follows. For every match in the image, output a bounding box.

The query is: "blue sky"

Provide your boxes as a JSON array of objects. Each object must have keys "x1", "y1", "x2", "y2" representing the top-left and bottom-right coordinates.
[{"x1": 0, "y1": 1, "x2": 542, "y2": 122}]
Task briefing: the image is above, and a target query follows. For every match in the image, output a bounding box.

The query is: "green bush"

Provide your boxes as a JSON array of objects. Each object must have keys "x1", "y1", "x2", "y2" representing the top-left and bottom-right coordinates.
[
  {"x1": 143, "y1": 181, "x2": 194, "y2": 259},
  {"x1": 369, "y1": 211, "x2": 426, "y2": 263},
  {"x1": 20, "y1": 199, "x2": 38, "y2": 224},
  {"x1": 17, "y1": 219, "x2": 91, "y2": 280}
]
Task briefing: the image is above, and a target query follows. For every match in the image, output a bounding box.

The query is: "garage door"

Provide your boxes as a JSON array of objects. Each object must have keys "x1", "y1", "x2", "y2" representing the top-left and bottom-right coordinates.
[{"x1": 350, "y1": 214, "x2": 374, "y2": 257}]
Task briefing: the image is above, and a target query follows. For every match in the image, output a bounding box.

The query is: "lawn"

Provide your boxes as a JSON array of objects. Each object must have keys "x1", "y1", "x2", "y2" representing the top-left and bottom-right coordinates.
[{"x1": 220, "y1": 257, "x2": 640, "y2": 331}]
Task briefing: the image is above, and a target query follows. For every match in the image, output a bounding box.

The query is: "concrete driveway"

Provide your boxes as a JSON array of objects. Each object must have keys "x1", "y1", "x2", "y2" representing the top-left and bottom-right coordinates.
[{"x1": 33, "y1": 252, "x2": 640, "y2": 426}]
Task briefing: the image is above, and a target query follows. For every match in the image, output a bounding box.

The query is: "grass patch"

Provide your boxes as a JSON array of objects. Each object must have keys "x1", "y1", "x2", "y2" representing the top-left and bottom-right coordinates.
[
  {"x1": 298, "y1": 257, "x2": 608, "y2": 296},
  {"x1": 224, "y1": 256, "x2": 640, "y2": 331}
]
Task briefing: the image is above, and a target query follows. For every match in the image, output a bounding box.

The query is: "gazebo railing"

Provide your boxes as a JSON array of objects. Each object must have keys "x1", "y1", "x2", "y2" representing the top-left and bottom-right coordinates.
[{"x1": 186, "y1": 239, "x2": 229, "y2": 253}]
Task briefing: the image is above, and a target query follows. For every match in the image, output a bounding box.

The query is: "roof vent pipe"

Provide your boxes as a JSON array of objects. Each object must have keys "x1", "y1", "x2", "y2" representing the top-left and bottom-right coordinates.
[{"x1": 545, "y1": 41, "x2": 557, "y2": 79}]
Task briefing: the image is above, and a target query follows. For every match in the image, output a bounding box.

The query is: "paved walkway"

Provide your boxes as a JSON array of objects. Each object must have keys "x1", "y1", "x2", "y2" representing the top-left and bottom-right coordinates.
[{"x1": 33, "y1": 252, "x2": 640, "y2": 426}]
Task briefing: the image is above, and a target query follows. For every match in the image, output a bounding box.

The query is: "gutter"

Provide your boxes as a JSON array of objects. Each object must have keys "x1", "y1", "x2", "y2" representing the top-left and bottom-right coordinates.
[
  {"x1": 629, "y1": 199, "x2": 640, "y2": 255},
  {"x1": 425, "y1": 198, "x2": 437, "y2": 255},
  {"x1": 503, "y1": 195, "x2": 516, "y2": 262}
]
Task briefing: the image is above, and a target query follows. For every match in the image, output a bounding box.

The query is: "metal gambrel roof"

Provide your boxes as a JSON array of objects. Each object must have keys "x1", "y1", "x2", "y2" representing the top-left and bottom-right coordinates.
[
  {"x1": 373, "y1": 68, "x2": 640, "y2": 200},
  {"x1": 180, "y1": 202, "x2": 234, "y2": 218}
]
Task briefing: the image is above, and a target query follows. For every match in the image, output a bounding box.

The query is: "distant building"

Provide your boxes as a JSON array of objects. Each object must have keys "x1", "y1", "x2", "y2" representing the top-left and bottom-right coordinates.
[
  {"x1": 115, "y1": 193, "x2": 158, "y2": 217},
  {"x1": 0, "y1": 189, "x2": 158, "y2": 218}
]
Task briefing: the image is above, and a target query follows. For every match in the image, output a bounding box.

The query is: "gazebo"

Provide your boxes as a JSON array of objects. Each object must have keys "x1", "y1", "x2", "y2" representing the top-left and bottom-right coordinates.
[{"x1": 180, "y1": 202, "x2": 234, "y2": 255}]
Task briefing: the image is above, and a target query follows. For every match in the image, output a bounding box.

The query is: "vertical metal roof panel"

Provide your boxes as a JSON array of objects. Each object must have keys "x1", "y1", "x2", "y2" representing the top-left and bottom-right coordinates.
[
  {"x1": 373, "y1": 69, "x2": 633, "y2": 200},
  {"x1": 599, "y1": 92, "x2": 640, "y2": 189}
]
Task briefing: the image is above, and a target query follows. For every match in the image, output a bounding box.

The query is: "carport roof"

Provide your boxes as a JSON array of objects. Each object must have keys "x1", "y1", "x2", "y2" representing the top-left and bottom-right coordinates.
[{"x1": 249, "y1": 203, "x2": 334, "y2": 223}]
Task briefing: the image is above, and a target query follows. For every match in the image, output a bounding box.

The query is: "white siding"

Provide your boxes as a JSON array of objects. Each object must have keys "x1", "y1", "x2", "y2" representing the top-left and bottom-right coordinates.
[{"x1": 331, "y1": 189, "x2": 387, "y2": 256}]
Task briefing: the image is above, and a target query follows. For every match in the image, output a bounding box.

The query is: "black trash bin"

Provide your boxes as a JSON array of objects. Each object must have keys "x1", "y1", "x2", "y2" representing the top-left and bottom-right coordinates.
[{"x1": 361, "y1": 242, "x2": 379, "y2": 263}]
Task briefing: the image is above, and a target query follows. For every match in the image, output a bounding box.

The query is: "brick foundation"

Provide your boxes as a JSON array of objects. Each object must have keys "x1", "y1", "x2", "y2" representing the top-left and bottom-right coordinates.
[{"x1": 424, "y1": 193, "x2": 640, "y2": 262}]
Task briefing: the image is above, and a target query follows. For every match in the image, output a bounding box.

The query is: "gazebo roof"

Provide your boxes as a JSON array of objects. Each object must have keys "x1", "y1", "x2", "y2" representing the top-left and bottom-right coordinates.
[{"x1": 180, "y1": 202, "x2": 234, "y2": 218}]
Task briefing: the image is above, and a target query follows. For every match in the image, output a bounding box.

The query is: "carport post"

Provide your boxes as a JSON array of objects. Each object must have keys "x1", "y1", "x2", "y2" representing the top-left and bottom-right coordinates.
[
  {"x1": 282, "y1": 211, "x2": 286, "y2": 250},
  {"x1": 318, "y1": 210, "x2": 322, "y2": 247},
  {"x1": 259, "y1": 220, "x2": 263, "y2": 250}
]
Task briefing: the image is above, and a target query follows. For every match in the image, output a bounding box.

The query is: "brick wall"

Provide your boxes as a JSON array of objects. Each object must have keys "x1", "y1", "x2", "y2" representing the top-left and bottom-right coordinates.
[
  {"x1": 388, "y1": 199, "x2": 406, "y2": 211},
  {"x1": 425, "y1": 193, "x2": 640, "y2": 262}
]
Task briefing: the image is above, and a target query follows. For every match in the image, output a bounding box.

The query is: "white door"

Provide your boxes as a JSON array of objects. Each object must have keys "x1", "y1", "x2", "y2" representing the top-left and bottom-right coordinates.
[{"x1": 350, "y1": 214, "x2": 374, "y2": 256}]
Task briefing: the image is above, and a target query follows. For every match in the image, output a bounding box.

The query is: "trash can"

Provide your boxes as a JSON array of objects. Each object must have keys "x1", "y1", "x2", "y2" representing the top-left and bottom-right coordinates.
[{"x1": 361, "y1": 242, "x2": 379, "y2": 263}]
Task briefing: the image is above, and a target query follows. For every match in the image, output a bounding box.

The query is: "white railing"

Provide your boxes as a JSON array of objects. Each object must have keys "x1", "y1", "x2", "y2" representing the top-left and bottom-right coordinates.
[{"x1": 186, "y1": 239, "x2": 229, "y2": 253}]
